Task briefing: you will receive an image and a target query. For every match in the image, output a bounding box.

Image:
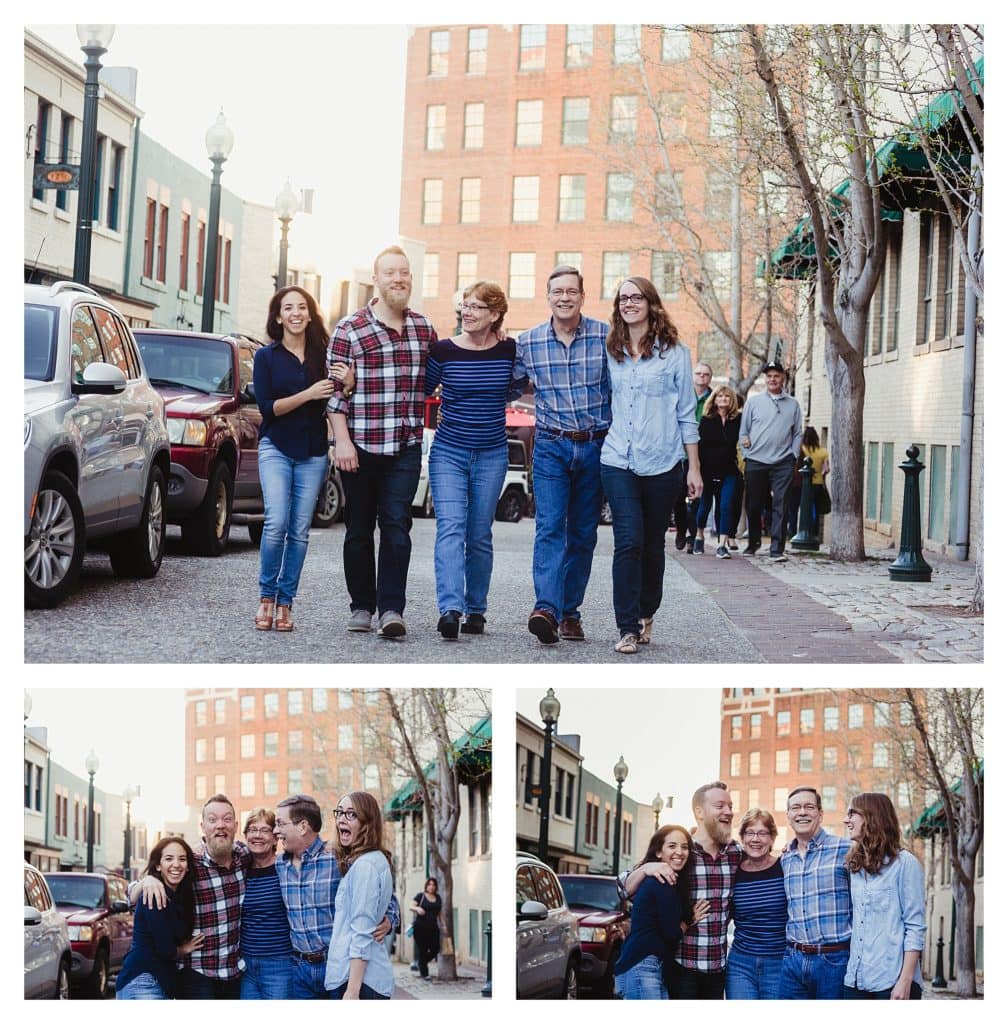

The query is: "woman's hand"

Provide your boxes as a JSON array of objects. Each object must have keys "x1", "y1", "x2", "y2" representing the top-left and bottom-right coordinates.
[
  {"x1": 177, "y1": 932, "x2": 204, "y2": 957},
  {"x1": 890, "y1": 978, "x2": 913, "y2": 1000},
  {"x1": 306, "y1": 378, "x2": 336, "y2": 402},
  {"x1": 342, "y1": 989, "x2": 360, "y2": 1000},
  {"x1": 415, "y1": 906, "x2": 426, "y2": 915},
  {"x1": 691, "y1": 899, "x2": 711, "y2": 925},
  {"x1": 372, "y1": 915, "x2": 392, "y2": 942}
]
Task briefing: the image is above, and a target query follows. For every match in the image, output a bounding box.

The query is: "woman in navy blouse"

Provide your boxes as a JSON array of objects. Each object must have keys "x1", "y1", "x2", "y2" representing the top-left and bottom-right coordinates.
[
  {"x1": 252, "y1": 286, "x2": 351, "y2": 632},
  {"x1": 425, "y1": 281, "x2": 521, "y2": 639},
  {"x1": 116, "y1": 837, "x2": 202, "y2": 999}
]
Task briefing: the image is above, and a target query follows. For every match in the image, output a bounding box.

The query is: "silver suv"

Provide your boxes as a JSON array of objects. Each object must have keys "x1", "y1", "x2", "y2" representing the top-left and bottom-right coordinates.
[
  {"x1": 24, "y1": 863, "x2": 71, "y2": 999},
  {"x1": 24, "y1": 282, "x2": 171, "y2": 608},
  {"x1": 516, "y1": 852, "x2": 580, "y2": 999}
]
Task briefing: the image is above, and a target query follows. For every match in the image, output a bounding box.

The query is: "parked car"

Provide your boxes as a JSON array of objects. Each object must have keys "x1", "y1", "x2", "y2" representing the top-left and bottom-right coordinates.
[
  {"x1": 557, "y1": 873, "x2": 632, "y2": 997},
  {"x1": 24, "y1": 863, "x2": 71, "y2": 999},
  {"x1": 44, "y1": 872, "x2": 133, "y2": 997},
  {"x1": 24, "y1": 282, "x2": 171, "y2": 609},
  {"x1": 516, "y1": 852, "x2": 580, "y2": 999}
]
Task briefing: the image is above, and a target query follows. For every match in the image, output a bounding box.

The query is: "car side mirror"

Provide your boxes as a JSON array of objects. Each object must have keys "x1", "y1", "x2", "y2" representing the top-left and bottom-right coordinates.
[
  {"x1": 517, "y1": 899, "x2": 548, "y2": 921},
  {"x1": 72, "y1": 362, "x2": 127, "y2": 395},
  {"x1": 24, "y1": 906, "x2": 43, "y2": 926},
  {"x1": 111, "y1": 899, "x2": 129, "y2": 913}
]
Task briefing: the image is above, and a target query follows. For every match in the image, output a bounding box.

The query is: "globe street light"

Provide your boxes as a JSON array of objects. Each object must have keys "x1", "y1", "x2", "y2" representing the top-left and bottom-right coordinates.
[
  {"x1": 122, "y1": 785, "x2": 138, "y2": 880},
  {"x1": 85, "y1": 749, "x2": 100, "y2": 872},
  {"x1": 652, "y1": 792, "x2": 664, "y2": 831},
  {"x1": 274, "y1": 179, "x2": 299, "y2": 290},
  {"x1": 537, "y1": 688, "x2": 561, "y2": 863},
  {"x1": 72, "y1": 24, "x2": 115, "y2": 285},
  {"x1": 201, "y1": 110, "x2": 235, "y2": 331},
  {"x1": 612, "y1": 755, "x2": 628, "y2": 875}
]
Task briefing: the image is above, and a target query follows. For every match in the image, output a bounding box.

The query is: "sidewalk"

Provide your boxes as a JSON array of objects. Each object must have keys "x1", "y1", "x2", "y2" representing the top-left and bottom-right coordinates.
[
  {"x1": 672, "y1": 541, "x2": 982, "y2": 664},
  {"x1": 391, "y1": 959, "x2": 488, "y2": 1000}
]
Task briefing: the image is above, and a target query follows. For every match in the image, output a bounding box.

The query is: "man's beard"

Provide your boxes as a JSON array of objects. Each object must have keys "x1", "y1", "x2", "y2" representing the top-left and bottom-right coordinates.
[
  {"x1": 206, "y1": 833, "x2": 233, "y2": 859},
  {"x1": 708, "y1": 818, "x2": 732, "y2": 846},
  {"x1": 379, "y1": 283, "x2": 411, "y2": 312}
]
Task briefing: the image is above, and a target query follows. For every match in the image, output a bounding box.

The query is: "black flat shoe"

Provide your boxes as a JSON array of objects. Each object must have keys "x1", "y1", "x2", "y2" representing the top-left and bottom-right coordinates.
[
  {"x1": 437, "y1": 610, "x2": 461, "y2": 639},
  {"x1": 460, "y1": 613, "x2": 486, "y2": 635}
]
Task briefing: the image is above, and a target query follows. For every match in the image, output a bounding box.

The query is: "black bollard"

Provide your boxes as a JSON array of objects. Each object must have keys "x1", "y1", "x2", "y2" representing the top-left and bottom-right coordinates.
[
  {"x1": 889, "y1": 445, "x2": 933, "y2": 581},
  {"x1": 481, "y1": 919, "x2": 492, "y2": 997},
  {"x1": 790, "y1": 457, "x2": 820, "y2": 551},
  {"x1": 932, "y1": 934, "x2": 947, "y2": 988}
]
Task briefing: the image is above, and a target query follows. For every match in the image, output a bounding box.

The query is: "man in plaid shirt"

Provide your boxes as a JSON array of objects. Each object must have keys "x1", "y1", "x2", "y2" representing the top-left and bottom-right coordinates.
[
  {"x1": 327, "y1": 246, "x2": 436, "y2": 639},
  {"x1": 622, "y1": 781, "x2": 741, "y2": 998},
  {"x1": 778, "y1": 786, "x2": 853, "y2": 999}
]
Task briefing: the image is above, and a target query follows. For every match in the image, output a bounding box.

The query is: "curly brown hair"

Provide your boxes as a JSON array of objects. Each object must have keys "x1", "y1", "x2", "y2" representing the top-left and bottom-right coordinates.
[
  {"x1": 333, "y1": 791, "x2": 392, "y2": 875},
  {"x1": 464, "y1": 280, "x2": 508, "y2": 332},
  {"x1": 607, "y1": 277, "x2": 678, "y2": 363},
  {"x1": 845, "y1": 792, "x2": 903, "y2": 874}
]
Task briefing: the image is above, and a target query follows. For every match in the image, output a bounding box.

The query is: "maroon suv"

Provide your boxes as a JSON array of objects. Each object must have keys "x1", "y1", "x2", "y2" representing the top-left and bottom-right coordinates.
[
  {"x1": 557, "y1": 873, "x2": 632, "y2": 997},
  {"x1": 134, "y1": 329, "x2": 264, "y2": 554},
  {"x1": 45, "y1": 872, "x2": 133, "y2": 997}
]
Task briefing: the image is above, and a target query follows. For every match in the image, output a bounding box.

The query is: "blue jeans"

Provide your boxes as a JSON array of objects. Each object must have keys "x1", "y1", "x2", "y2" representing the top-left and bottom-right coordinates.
[
  {"x1": 291, "y1": 956, "x2": 328, "y2": 999},
  {"x1": 778, "y1": 946, "x2": 850, "y2": 999},
  {"x1": 601, "y1": 462, "x2": 684, "y2": 635},
  {"x1": 615, "y1": 955, "x2": 668, "y2": 999},
  {"x1": 177, "y1": 967, "x2": 241, "y2": 999},
  {"x1": 116, "y1": 972, "x2": 168, "y2": 999},
  {"x1": 240, "y1": 953, "x2": 293, "y2": 999},
  {"x1": 726, "y1": 946, "x2": 784, "y2": 999},
  {"x1": 429, "y1": 438, "x2": 508, "y2": 616},
  {"x1": 328, "y1": 981, "x2": 390, "y2": 1000},
  {"x1": 531, "y1": 435, "x2": 603, "y2": 620},
  {"x1": 696, "y1": 473, "x2": 740, "y2": 538},
  {"x1": 342, "y1": 444, "x2": 422, "y2": 615},
  {"x1": 257, "y1": 437, "x2": 328, "y2": 606}
]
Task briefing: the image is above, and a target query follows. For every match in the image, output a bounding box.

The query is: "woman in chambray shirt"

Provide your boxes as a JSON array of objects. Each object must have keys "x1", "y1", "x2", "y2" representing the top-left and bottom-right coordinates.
[
  {"x1": 600, "y1": 278, "x2": 702, "y2": 654},
  {"x1": 843, "y1": 792, "x2": 926, "y2": 999}
]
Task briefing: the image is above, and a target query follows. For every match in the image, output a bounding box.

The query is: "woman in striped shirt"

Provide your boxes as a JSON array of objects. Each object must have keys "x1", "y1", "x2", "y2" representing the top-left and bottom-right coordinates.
[
  {"x1": 726, "y1": 808, "x2": 788, "y2": 999},
  {"x1": 426, "y1": 281, "x2": 522, "y2": 639}
]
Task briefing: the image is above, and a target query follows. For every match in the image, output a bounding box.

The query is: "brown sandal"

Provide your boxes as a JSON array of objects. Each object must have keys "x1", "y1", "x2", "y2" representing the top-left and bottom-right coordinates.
[
  {"x1": 275, "y1": 605, "x2": 293, "y2": 632},
  {"x1": 255, "y1": 597, "x2": 275, "y2": 631}
]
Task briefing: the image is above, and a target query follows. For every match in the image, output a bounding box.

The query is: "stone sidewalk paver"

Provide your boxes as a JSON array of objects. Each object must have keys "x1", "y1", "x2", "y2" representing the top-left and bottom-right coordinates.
[{"x1": 391, "y1": 959, "x2": 487, "y2": 1000}]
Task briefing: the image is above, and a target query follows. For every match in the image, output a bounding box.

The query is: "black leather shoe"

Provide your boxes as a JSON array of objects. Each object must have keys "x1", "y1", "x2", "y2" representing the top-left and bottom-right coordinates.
[
  {"x1": 437, "y1": 610, "x2": 461, "y2": 640},
  {"x1": 460, "y1": 613, "x2": 486, "y2": 635}
]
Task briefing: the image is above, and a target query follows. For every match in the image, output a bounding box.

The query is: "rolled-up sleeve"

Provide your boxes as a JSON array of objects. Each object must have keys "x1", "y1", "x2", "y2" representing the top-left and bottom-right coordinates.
[
  {"x1": 252, "y1": 347, "x2": 275, "y2": 419},
  {"x1": 347, "y1": 860, "x2": 384, "y2": 960},
  {"x1": 676, "y1": 346, "x2": 700, "y2": 446},
  {"x1": 900, "y1": 852, "x2": 927, "y2": 952},
  {"x1": 326, "y1": 322, "x2": 353, "y2": 416}
]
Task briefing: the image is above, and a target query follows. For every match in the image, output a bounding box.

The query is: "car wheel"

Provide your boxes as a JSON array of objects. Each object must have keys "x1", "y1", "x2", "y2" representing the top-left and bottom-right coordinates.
[
  {"x1": 55, "y1": 957, "x2": 71, "y2": 1000},
  {"x1": 247, "y1": 521, "x2": 264, "y2": 546},
  {"x1": 181, "y1": 461, "x2": 233, "y2": 556},
  {"x1": 312, "y1": 468, "x2": 343, "y2": 528},
  {"x1": 495, "y1": 486, "x2": 524, "y2": 523},
  {"x1": 88, "y1": 947, "x2": 109, "y2": 998},
  {"x1": 25, "y1": 470, "x2": 85, "y2": 609},
  {"x1": 559, "y1": 958, "x2": 578, "y2": 1000},
  {"x1": 599, "y1": 500, "x2": 613, "y2": 526},
  {"x1": 109, "y1": 466, "x2": 166, "y2": 578}
]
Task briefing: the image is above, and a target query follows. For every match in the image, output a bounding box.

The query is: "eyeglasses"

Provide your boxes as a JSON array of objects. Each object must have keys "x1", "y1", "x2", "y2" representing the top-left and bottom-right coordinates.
[
  {"x1": 245, "y1": 826, "x2": 274, "y2": 837},
  {"x1": 742, "y1": 829, "x2": 771, "y2": 839},
  {"x1": 617, "y1": 294, "x2": 646, "y2": 306},
  {"x1": 334, "y1": 807, "x2": 359, "y2": 821},
  {"x1": 549, "y1": 288, "x2": 582, "y2": 299},
  {"x1": 788, "y1": 803, "x2": 819, "y2": 814},
  {"x1": 844, "y1": 808, "x2": 862, "y2": 818},
  {"x1": 460, "y1": 302, "x2": 489, "y2": 313}
]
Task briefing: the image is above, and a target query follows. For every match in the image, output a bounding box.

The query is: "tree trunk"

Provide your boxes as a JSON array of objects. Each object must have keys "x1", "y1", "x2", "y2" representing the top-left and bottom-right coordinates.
[
  {"x1": 435, "y1": 842, "x2": 456, "y2": 979},
  {"x1": 952, "y1": 871, "x2": 977, "y2": 997}
]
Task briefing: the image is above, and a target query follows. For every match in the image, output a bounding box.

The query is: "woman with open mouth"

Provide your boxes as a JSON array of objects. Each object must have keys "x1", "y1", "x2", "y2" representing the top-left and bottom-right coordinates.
[
  {"x1": 324, "y1": 791, "x2": 395, "y2": 999},
  {"x1": 116, "y1": 836, "x2": 203, "y2": 999}
]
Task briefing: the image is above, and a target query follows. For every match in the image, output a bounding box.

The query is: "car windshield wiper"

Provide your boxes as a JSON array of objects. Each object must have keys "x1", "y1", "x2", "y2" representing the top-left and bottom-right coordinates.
[
  {"x1": 57, "y1": 899, "x2": 98, "y2": 909},
  {"x1": 148, "y1": 377, "x2": 214, "y2": 394}
]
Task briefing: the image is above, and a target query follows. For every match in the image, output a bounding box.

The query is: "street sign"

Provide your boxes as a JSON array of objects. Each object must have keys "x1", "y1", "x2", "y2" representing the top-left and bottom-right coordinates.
[{"x1": 32, "y1": 163, "x2": 80, "y2": 191}]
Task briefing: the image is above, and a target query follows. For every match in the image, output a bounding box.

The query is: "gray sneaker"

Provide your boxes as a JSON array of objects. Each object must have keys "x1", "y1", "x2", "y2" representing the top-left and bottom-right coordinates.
[
  {"x1": 770, "y1": 552, "x2": 788, "y2": 563},
  {"x1": 346, "y1": 609, "x2": 373, "y2": 632},
  {"x1": 377, "y1": 610, "x2": 407, "y2": 638}
]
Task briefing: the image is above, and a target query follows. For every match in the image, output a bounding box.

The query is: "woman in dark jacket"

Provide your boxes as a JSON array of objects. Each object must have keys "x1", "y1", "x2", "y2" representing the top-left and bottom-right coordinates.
[
  {"x1": 115, "y1": 837, "x2": 202, "y2": 999},
  {"x1": 409, "y1": 876, "x2": 443, "y2": 979},
  {"x1": 695, "y1": 385, "x2": 743, "y2": 559}
]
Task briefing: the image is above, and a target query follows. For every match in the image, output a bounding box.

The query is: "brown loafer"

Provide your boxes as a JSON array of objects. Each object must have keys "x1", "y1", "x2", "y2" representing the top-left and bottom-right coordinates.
[
  {"x1": 559, "y1": 618, "x2": 585, "y2": 641},
  {"x1": 255, "y1": 597, "x2": 275, "y2": 631},
  {"x1": 528, "y1": 609, "x2": 559, "y2": 645},
  {"x1": 275, "y1": 605, "x2": 293, "y2": 632}
]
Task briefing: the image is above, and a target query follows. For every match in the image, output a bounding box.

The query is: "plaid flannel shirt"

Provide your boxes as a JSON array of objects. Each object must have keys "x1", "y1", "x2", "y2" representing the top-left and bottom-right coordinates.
[
  {"x1": 675, "y1": 838, "x2": 743, "y2": 973},
  {"x1": 186, "y1": 842, "x2": 250, "y2": 980},
  {"x1": 326, "y1": 299, "x2": 436, "y2": 455},
  {"x1": 781, "y1": 828, "x2": 853, "y2": 946}
]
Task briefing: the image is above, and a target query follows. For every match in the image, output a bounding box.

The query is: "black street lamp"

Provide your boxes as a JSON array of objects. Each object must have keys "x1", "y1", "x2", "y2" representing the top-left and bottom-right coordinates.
[
  {"x1": 72, "y1": 24, "x2": 115, "y2": 286},
  {"x1": 274, "y1": 179, "x2": 299, "y2": 290},
  {"x1": 652, "y1": 792, "x2": 663, "y2": 831},
  {"x1": 612, "y1": 755, "x2": 628, "y2": 875},
  {"x1": 122, "y1": 785, "x2": 138, "y2": 880},
  {"x1": 536, "y1": 688, "x2": 560, "y2": 862},
  {"x1": 200, "y1": 110, "x2": 234, "y2": 332},
  {"x1": 85, "y1": 749, "x2": 99, "y2": 872}
]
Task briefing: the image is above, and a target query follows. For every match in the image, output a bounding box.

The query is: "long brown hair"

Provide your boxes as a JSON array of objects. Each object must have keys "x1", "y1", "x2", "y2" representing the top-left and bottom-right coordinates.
[
  {"x1": 634, "y1": 824, "x2": 695, "y2": 894},
  {"x1": 144, "y1": 836, "x2": 196, "y2": 934},
  {"x1": 265, "y1": 285, "x2": 328, "y2": 381},
  {"x1": 702, "y1": 385, "x2": 741, "y2": 420},
  {"x1": 333, "y1": 791, "x2": 392, "y2": 875},
  {"x1": 845, "y1": 792, "x2": 903, "y2": 874},
  {"x1": 607, "y1": 276, "x2": 678, "y2": 363}
]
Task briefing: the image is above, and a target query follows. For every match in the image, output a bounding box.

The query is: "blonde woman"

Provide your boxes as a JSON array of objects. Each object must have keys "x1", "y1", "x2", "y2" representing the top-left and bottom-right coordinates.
[{"x1": 696, "y1": 386, "x2": 743, "y2": 559}]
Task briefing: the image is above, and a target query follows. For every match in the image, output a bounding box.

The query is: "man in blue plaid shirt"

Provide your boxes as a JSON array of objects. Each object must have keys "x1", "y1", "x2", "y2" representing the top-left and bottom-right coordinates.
[
  {"x1": 513, "y1": 265, "x2": 611, "y2": 644},
  {"x1": 779, "y1": 786, "x2": 853, "y2": 999}
]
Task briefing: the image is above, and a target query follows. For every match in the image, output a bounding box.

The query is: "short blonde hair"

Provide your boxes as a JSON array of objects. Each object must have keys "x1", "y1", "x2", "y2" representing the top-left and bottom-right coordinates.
[
  {"x1": 244, "y1": 807, "x2": 276, "y2": 833},
  {"x1": 373, "y1": 245, "x2": 409, "y2": 274}
]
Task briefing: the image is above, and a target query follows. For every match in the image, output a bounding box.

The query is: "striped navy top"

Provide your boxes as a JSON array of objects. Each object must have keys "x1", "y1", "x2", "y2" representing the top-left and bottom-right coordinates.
[
  {"x1": 729, "y1": 857, "x2": 788, "y2": 956},
  {"x1": 240, "y1": 864, "x2": 293, "y2": 958},
  {"x1": 425, "y1": 338, "x2": 517, "y2": 450}
]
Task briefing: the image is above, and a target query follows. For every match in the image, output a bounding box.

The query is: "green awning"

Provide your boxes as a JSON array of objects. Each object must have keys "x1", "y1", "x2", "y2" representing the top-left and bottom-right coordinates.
[{"x1": 911, "y1": 758, "x2": 983, "y2": 838}]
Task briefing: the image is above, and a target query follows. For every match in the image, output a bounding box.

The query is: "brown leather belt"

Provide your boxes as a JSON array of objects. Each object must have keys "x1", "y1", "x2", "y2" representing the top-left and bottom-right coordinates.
[
  {"x1": 539, "y1": 426, "x2": 608, "y2": 442},
  {"x1": 788, "y1": 940, "x2": 850, "y2": 954},
  {"x1": 292, "y1": 949, "x2": 327, "y2": 963}
]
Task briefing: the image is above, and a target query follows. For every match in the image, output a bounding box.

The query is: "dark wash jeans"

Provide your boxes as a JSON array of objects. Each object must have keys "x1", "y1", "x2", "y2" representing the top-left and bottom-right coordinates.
[
  {"x1": 177, "y1": 967, "x2": 241, "y2": 999},
  {"x1": 744, "y1": 457, "x2": 795, "y2": 554},
  {"x1": 600, "y1": 462, "x2": 684, "y2": 636},
  {"x1": 341, "y1": 443, "x2": 421, "y2": 616},
  {"x1": 665, "y1": 959, "x2": 726, "y2": 999},
  {"x1": 844, "y1": 982, "x2": 922, "y2": 999}
]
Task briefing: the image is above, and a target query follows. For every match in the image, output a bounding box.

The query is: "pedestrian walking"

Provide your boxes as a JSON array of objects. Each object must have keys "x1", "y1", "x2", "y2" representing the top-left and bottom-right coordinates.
[
  {"x1": 801, "y1": 426, "x2": 831, "y2": 538},
  {"x1": 695, "y1": 385, "x2": 743, "y2": 559},
  {"x1": 673, "y1": 363, "x2": 712, "y2": 552},
  {"x1": 409, "y1": 877, "x2": 443, "y2": 980}
]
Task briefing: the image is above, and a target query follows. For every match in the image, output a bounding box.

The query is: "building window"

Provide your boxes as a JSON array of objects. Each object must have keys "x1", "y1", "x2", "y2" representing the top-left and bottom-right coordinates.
[
  {"x1": 241, "y1": 734, "x2": 254, "y2": 758},
  {"x1": 195, "y1": 738, "x2": 207, "y2": 763},
  {"x1": 286, "y1": 690, "x2": 303, "y2": 716},
  {"x1": 919, "y1": 213, "x2": 935, "y2": 343},
  {"x1": 512, "y1": 176, "x2": 540, "y2": 222},
  {"x1": 509, "y1": 253, "x2": 536, "y2": 298},
  {"x1": 654, "y1": 170, "x2": 684, "y2": 219},
  {"x1": 657, "y1": 91, "x2": 686, "y2": 140},
  {"x1": 823, "y1": 746, "x2": 837, "y2": 771},
  {"x1": 555, "y1": 251, "x2": 582, "y2": 270},
  {"x1": 822, "y1": 785, "x2": 837, "y2": 811},
  {"x1": 179, "y1": 212, "x2": 190, "y2": 291},
  {"x1": 214, "y1": 698, "x2": 226, "y2": 724},
  {"x1": 940, "y1": 217, "x2": 957, "y2": 338},
  {"x1": 562, "y1": 97, "x2": 590, "y2": 145},
  {"x1": 425, "y1": 105, "x2": 446, "y2": 150},
  {"x1": 91, "y1": 135, "x2": 105, "y2": 222},
  {"x1": 729, "y1": 752, "x2": 741, "y2": 777},
  {"x1": 776, "y1": 710, "x2": 791, "y2": 736},
  {"x1": 429, "y1": 29, "x2": 450, "y2": 76},
  {"x1": 880, "y1": 442, "x2": 895, "y2": 524},
  {"x1": 609, "y1": 94, "x2": 638, "y2": 140},
  {"x1": 613, "y1": 25, "x2": 641, "y2": 64},
  {"x1": 703, "y1": 251, "x2": 732, "y2": 292},
  {"x1": 799, "y1": 708, "x2": 814, "y2": 735},
  {"x1": 467, "y1": 27, "x2": 488, "y2": 75},
  {"x1": 705, "y1": 168, "x2": 732, "y2": 220},
  {"x1": 848, "y1": 703, "x2": 863, "y2": 728},
  {"x1": 457, "y1": 252, "x2": 478, "y2": 290},
  {"x1": 240, "y1": 772, "x2": 255, "y2": 797},
  {"x1": 709, "y1": 89, "x2": 734, "y2": 137},
  {"x1": 194, "y1": 776, "x2": 207, "y2": 801},
  {"x1": 602, "y1": 252, "x2": 631, "y2": 298},
  {"x1": 339, "y1": 725, "x2": 353, "y2": 750},
  {"x1": 214, "y1": 736, "x2": 225, "y2": 761},
  {"x1": 263, "y1": 771, "x2": 278, "y2": 796},
  {"x1": 422, "y1": 179, "x2": 443, "y2": 224},
  {"x1": 731, "y1": 715, "x2": 743, "y2": 740},
  {"x1": 288, "y1": 768, "x2": 303, "y2": 792},
  {"x1": 651, "y1": 251, "x2": 679, "y2": 298},
  {"x1": 606, "y1": 173, "x2": 634, "y2": 222},
  {"x1": 558, "y1": 175, "x2": 586, "y2": 222},
  {"x1": 749, "y1": 751, "x2": 760, "y2": 775},
  {"x1": 142, "y1": 199, "x2": 156, "y2": 278},
  {"x1": 865, "y1": 441, "x2": 879, "y2": 518},
  {"x1": 873, "y1": 742, "x2": 890, "y2": 768},
  {"x1": 463, "y1": 102, "x2": 485, "y2": 149},
  {"x1": 312, "y1": 689, "x2": 328, "y2": 712},
  {"x1": 56, "y1": 113, "x2": 73, "y2": 211},
  {"x1": 775, "y1": 749, "x2": 789, "y2": 773},
  {"x1": 288, "y1": 730, "x2": 303, "y2": 755},
  {"x1": 774, "y1": 787, "x2": 788, "y2": 811},
  {"x1": 107, "y1": 143, "x2": 124, "y2": 230},
  {"x1": 459, "y1": 177, "x2": 481, "y2": 223},
  {"x1": 874, "y1": 703, "x2": 891, "y2": 728},
  {"x1": 799, "y1": 748, "x2": 813, "y2": 772},
  {"x1": 32, "y1": 100, "x2": 52, "y2": 202},
  {"x1": 195, "y1": 700, "x2": 207, "y2": 726},
  {"x1": 750, "y1": 713, "x2": 762, "y2": 739},
  {"x1": 363, "y1": 764, "x2": 379, "y2": 789},
  {"x1": 422, "y1": 253, "x2": 439, "y2": 298},
  {"x1": 823, "y1": 705, "x2": 839, "y2": 731},
  {"x1": 872, "y1": 250, "x2": 887, "y2": 356},
  {"x1": 928, "y1": 445, "x2": 948, "y2": 542},
  {"x1": 662, "y1": 26, "x2": 690, "y2": 61},
  {"x1": 239, "y1": 694, "x2": 255, "y2": 720},
  {"x1": 339, "y1": 690, "x2": 354, "y2": 709},
  {"x1": 515, "y1": 99, "x2": 543, "y2": 146},
  {"x1": 264, "y1": 732, "x2": 278, "y2": 757},
  {"x1": 195, "y1": 219, "x2": 205, "y2": 298},
  {"x1": 566, "y1": 24, "x2": 593, "y2": 67},
  {"x1": 519, "y1": 24, "x2": 546, "y2": 70},
  {"x1": 900, "y1": 701, "x2": 913, "y2": 727}
]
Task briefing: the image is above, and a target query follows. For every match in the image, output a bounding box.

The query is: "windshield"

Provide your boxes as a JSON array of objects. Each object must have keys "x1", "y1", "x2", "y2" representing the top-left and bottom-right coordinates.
[
  {"x1": 560, "y1": 876, "x2": 621, "y2": 912},
  {"x1": 25, "y1": 303, "x2": 58, "y2": 381},
  {"x1": 45, "y1": 874, "x2": 105, "y2": 909},
  {"x1": 135, "y1": 334, "x2": 234, "y2": 393}
]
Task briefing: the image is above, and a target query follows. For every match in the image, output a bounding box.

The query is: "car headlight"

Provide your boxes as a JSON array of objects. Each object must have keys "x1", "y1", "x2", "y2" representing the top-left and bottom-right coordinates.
[
  {"x1": 578, "y1": 926, "x2": 607, "y2": 943},
  {"x1": 167, "y1": 418, "x2": 208, "y2": 446},
  {"x1": 67, "y1": 925, "x2": 93, "y2": 941}
]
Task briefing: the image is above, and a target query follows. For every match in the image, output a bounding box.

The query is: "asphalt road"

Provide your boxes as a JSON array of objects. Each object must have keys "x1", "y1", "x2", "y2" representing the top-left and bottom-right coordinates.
[{"x1": 25, "y1": 517, "x2": 762, "y2": 664}]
